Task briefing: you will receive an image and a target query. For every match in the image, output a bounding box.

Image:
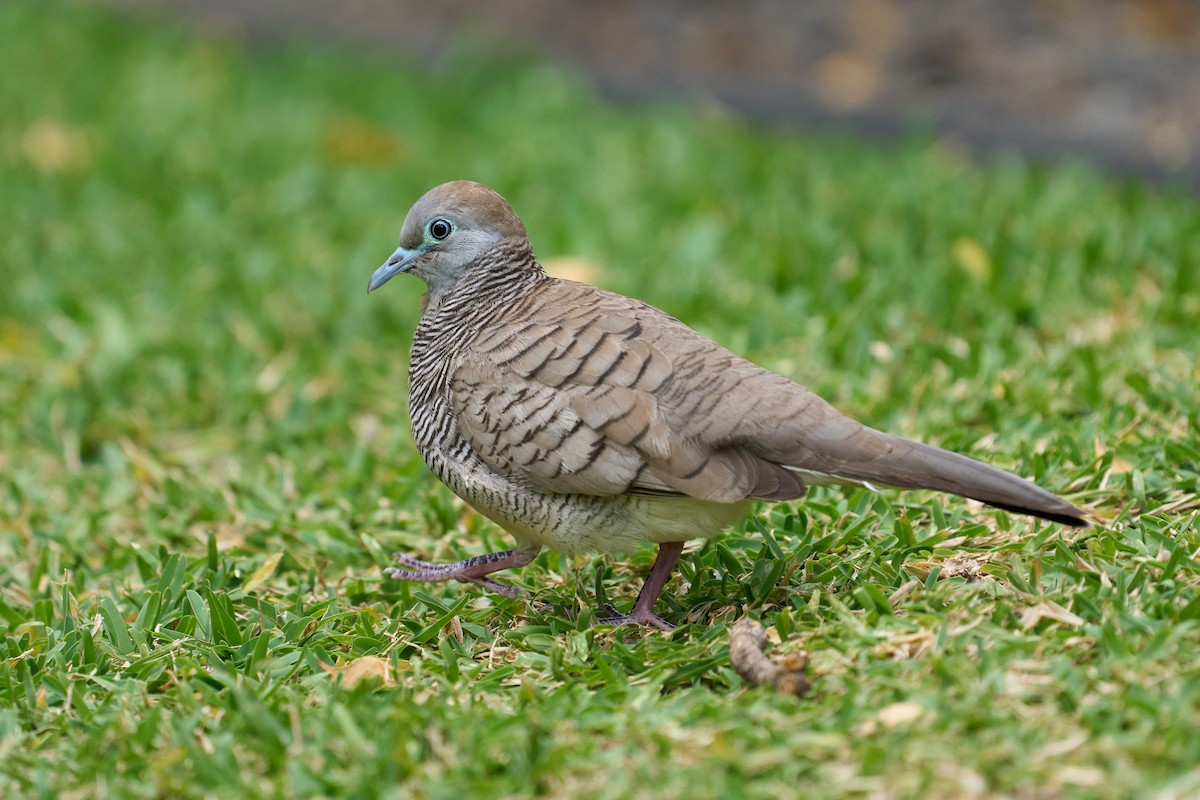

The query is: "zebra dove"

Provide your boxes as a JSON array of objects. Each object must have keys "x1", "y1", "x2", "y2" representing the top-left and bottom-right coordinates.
[{"x1": 368, "y1": 180, "x2": 1087, "y2": 630}]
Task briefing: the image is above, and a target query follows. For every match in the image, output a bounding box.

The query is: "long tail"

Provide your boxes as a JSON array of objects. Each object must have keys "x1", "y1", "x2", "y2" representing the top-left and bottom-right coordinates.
[{"x1": 787, "y1": 429, "x2": 1088, "y2": 527}]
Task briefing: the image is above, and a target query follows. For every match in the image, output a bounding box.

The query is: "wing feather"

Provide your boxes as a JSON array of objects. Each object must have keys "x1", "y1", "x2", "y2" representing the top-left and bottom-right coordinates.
[{"x1": 450, "y1": 281, "x2": 808, "y2": 503}]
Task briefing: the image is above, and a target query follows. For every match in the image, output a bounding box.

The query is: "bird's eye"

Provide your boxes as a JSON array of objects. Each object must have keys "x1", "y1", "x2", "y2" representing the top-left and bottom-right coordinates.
[{"x1": 429, "y1": 218, "x2": 453, "y2": 241}]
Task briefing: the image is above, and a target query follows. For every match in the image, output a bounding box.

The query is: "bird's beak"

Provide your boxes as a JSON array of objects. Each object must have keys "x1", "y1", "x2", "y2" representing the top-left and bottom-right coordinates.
[{"x1": 368, "y1": 246, "x2": 421, "y2": 293}]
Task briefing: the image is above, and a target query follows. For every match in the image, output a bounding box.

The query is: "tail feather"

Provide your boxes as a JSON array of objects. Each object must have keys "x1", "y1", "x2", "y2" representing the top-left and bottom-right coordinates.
[{"x1": 785, "y1": 429, "x2": 1089, "y2": 527}]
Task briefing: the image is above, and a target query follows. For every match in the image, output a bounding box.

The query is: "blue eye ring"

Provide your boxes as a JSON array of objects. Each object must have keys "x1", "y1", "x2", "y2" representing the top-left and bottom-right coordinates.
[{"x1": 429, "y1": 217, "x2": 453, "y2": 241}]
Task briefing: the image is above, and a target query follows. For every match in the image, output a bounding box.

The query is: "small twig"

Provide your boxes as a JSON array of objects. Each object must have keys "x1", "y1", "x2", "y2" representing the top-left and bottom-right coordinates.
[{"x1": 729, "y1": 617, "x2": 809, "y2": 697}]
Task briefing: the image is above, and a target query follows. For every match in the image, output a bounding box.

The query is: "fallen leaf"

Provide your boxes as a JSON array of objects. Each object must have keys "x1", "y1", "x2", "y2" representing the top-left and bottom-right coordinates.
[
  {"x1": 22, "y1": 118, "x2": 90, "y2": 172},
  {"x1": 876, "y1": 701, "x2": 925, "y2": 728},
  {"x1": 320, "y1": 656, "x2": 394, "y2": 688},
  {"x1": 1055, "y1": 766, "x2": 1106, "y2": 788},
  {"x1": 1021, "y1": 600, "x2": 1084, "y2": 630},
  {"x1": 953, "y1": 237, "x2": 992, "y2": 280},
  {"x1": 243, "y1": 552, "x2": 283, "y2": 593},
  {"x1": 858, "y1": 700, "x2": 926, "y2": 734},
  {"x1": 941, "y1": 553, "x2": 983, "y2": 581}
]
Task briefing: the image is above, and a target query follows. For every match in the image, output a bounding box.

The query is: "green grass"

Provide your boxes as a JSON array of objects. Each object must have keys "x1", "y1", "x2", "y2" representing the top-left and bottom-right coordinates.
[{"x1": 2, "y1": 1, "x2": 1198, "y2": 797}]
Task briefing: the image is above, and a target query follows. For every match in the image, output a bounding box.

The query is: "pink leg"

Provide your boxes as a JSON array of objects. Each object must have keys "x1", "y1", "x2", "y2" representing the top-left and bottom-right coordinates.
[
  {"x1": 599, "y1": 541, "x2": 685, "y2": 631},
  {"x1": 386, "y1": 548, "x2": 538, "y2": 599}
]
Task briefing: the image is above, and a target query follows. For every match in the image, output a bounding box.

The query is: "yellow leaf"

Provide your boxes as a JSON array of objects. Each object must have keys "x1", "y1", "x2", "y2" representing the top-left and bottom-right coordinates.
[
  {"x1": 858, "y1": 700, "x2": 926, "y2": 734},
  {"x1": 321, "y1": 656, "x2": 393, "y2": 688},
  {"x1": 953, "y1": 237, "x2": 992, "y2": 280},
  {"x1": 1021, "y1": 600, "x2": 1084, "y2": 630},
  {"x1": 22, "y1": 118, "x2": 90, "y2": 172},
  {"x1": 243, "y1": 552, "x2": 283, "y2": 593},
  {"x1": 1110, "y1": 456, "x2": 1134, "y2": 475},
  {"x1": 876, "y1": 701, "x2": 925, "y2": 728}
]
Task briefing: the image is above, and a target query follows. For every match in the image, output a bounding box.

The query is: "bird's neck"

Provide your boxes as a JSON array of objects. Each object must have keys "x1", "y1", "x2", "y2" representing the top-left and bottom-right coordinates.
[
  {"x1": 408, "y1": 242, "x2": 548, "y2": 463},
  {"x1": 420, "y1": 241, "x2": 546, "y2": 318}
]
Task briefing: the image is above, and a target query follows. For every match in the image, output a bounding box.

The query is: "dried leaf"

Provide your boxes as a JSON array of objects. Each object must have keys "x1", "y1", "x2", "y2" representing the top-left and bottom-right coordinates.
[
  {"x1": 941, "y1": 554, "x2": 983, "y2": 581},
  {"x1": 953, "y1": 237, "x2": 992, "y2": 280},
  {"x1": 22, "y1": 118, "x2": 90, "y2": 172},
  {"x1": 1021, "y1": 600, "x2": 1084, "y2": 630},
  {"x1": 876, "y1": 701, "x2": 925, "y2": 727},
  {"x1": 320, "y1": 656, "x2": 394, "y2": 688},
  {"x1": 243, "y1": 552, "x2": 283, "y2": 593}
]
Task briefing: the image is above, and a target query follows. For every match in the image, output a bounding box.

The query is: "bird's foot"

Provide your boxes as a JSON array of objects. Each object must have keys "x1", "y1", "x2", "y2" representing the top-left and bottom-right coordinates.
[
  {"x1": 591, "y1": 541, "x2": 686, "y2": 632},
  {"x1": 596, "y1": 603, "x2": 676, "y2": 632},
  {"x1": 385, "y1": 549, "x2": 536, "y2": 599}
]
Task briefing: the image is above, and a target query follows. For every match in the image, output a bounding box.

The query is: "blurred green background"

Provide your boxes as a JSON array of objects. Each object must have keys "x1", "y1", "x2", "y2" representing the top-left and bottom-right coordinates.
[{"x1": 1, "y1": 1, "x2": 1197, "y2": 798}]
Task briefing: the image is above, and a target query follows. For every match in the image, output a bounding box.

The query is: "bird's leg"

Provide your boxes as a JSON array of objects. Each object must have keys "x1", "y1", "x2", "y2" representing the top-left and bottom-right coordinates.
[
  {"x1": 386, "y1": 548, "x2": 537, "y2": 599},
  {"x1": 598, "y1": 541, "x2": 685, "y2": 632}
]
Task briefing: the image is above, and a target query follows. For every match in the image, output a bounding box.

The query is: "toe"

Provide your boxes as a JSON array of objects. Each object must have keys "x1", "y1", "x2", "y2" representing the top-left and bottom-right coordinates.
[{"x1": 595, "y1": 605, "x2": 676, "y2": 631}]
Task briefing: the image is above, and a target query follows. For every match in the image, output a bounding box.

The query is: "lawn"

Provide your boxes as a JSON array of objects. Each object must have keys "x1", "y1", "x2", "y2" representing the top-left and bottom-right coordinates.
[{"x1": 1, "y1": 2, "x2": 1198, "y2": 797}]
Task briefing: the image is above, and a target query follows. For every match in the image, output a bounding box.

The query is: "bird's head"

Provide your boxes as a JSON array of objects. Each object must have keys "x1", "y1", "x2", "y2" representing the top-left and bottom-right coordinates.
[{"x1": 368, "y1": 181, "x2": 528, "y2": 294}]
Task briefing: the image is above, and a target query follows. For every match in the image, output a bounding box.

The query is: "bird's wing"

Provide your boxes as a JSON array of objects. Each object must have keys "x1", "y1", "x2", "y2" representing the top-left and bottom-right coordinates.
[{"x1": 450, "y1": 281, "x2": 810, "y2": 503}]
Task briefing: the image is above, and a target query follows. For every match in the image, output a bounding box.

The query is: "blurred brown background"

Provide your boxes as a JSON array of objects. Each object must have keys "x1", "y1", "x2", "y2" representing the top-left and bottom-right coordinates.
[{"x1": 108, "y1": 0, "x2": 1200, "y2": 186}]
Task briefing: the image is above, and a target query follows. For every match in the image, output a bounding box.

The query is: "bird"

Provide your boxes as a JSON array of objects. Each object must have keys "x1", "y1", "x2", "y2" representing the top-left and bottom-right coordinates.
[{"x1": 367, "y1": 180, "x2": 1088, "y2": 630}]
